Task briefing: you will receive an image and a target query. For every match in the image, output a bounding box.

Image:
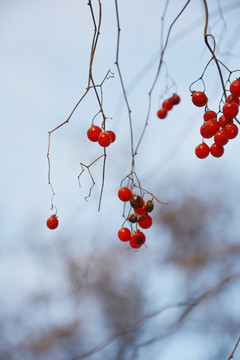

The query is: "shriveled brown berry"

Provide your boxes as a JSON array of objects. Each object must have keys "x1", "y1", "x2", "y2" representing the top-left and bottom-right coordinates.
[
  {"x1": 127, "y1": 214, "x2": 138, "y2": 223},
  {"x1": 143, "y1": 200, "x2": 154, "y2": 213},
  {"x1": 130, "y1": 231, "x2": 146, "y2": 249},
  {"x1": 130, "y1": 195, "x2": 144, "y2": 209}
]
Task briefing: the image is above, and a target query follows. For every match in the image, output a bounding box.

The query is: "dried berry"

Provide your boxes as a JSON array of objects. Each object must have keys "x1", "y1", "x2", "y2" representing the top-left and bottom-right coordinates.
[
  {"x1": 143, "y1": 200, "x2": 154, "y2": 213},
  {"x1": 127, "y1": 214, "x2": 138, "y2": 223},
  {"x1": 130, "y1": 231, "x2": 146, "y2": 249},
  {"x1": 130, "y1": 195, "x2": 144, "y2": 209}
]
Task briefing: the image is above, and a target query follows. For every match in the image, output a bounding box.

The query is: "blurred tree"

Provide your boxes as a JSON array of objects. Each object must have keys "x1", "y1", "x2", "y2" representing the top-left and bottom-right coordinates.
[{"x1": 1, "y1": 187, "x2": 240, "y2": 360}]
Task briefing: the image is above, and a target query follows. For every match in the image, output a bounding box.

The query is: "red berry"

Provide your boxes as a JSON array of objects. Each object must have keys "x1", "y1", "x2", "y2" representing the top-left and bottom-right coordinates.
[
  {"x1": 195, "y1": 143, "x2": 210, "y2": 159},
  {"x1": 157, "y1": 108, "x2": 167, "y2": 119},
  {"x1": 118, "y1": 227, "x2": 131, "y2": 242},
  {"x1": 130, "y1": 231, "x2": 146, "y2": 249},
  {"x1": 106, "y1": 130, "x2": 116, "y2": 143},
  {"x1": 138, "y1": 214, "x2": 152, "y2": 229},
  {"x1": 118, "y1": 187, "x2": 132, "y2": 202},
  {"x1": 162, "y1": 99, "x2": 173, "y2": 111},
  {"x1": 222, "y1": 102, "x2": 239, "y2": 119},
  {"x1": 97, "y1": 132, "x2": 111, "y2": 147},
  {"x1": 230, "y1": 79, "x2": 240, "y2": 98},
  {"x1": 46, "y1": 215, "x2": 59, "y2": 230},
  {"x1": 219, "y1": 115, "x2": 232, "y2": 128},
  {"x1": 200, "y1": 124, "x2": 212, "y2": 139},
  {"x1": 210, "y1": 143, "x2": 224, "y2": 157},
  {"x1": 225, "y1": 94, "x2": 240, "y2": 106},
  {"x1": 87, "y1": 125, "x2": 102, "y2": 142},
  {"x1": 170, "y1": 93, "x2": 180, "y2": 105},
  {"x1": 224, "y1": 123, "x2": 238, "y2": 139},
  {"x1": 200, "y1": 119, "x2": 220, "y2": 138},
  {"x1": 214, "y1": 129, "x2": 229, "y2": 146},
  {"x1": 203, "y1": 110, "x2": 217, "y2": 122},
  {"x1": 192, "y1": 91, "x2": 208, "y2": 107},
  {"x1": 134, "y1": 206, "x2": 146, "y2": 216}
]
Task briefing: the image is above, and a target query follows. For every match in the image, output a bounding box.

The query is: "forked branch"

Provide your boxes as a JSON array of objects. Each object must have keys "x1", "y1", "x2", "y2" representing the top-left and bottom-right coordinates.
[{"x1": 47, "y1": 0, "x2": 109, "y2": 211}]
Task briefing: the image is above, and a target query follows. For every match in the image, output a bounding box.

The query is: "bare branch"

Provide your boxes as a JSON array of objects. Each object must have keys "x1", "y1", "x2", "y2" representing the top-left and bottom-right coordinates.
[
  {"x1": 228, "y1": 336, "x2": 240, "y2": 360},
  {"x1": 78, "y1": 155, "x2": 105, "y2": 201},
  {"x1": 71, "y1": 272, "x2": 240, "y2": 360},
  {"x1": 47, "y1": 0, "x2": 111, "y2": 211}
]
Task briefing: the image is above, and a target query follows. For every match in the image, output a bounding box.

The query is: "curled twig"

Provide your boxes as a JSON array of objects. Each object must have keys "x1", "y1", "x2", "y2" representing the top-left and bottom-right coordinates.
[{"x1": 78, "y1": 155, "x2": 105, "y2": 201}]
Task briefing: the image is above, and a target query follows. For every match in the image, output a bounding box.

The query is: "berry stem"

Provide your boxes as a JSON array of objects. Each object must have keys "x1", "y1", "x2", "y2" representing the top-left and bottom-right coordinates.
[
  {"x1": 134, "y1": 0, "x2": 191, "y2": 157},
  {"x1": 114, "y1": 0, "x2": 134, "y2": 160},
  {"x1": 98, "y1": 150, "x2": 107, "y2": 211},
  {"x1": 202, "y1": 0, "x2": 226, "y2": 98}
]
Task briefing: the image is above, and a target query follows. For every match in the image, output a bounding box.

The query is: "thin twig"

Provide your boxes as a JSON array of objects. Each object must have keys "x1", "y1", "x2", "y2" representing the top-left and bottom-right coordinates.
[
  {"x1": 115, "y1": 0, "x2": 184, "y2": 222},
  {"x1": 47, "y1": 0, "x2": 110, "y2": 211},
  {"x1": 134, "y1": 0, "x2": 191, "y2": 155},
  {"x1": 114, "y1": 0, "x2": 134, "y2": 160},
  {"x1": 98, "y1": 149, "x2": 107, "y2": 211},
  {"x1": 202, "y1": 0, "x2": 227, "y2": 98},
  {"x1": 228, "y1": 336, "x2": 240, "y2": 360},
  {"x1": 78, "y1": 155, "x2": 105, "y2": 201}
]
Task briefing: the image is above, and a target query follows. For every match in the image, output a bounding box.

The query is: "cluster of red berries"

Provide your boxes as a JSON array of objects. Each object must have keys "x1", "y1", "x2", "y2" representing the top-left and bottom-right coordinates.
[
  {"x1": 117, "y1": 187, "x2": 154, "y2": 249},
  {"x1": 157, "y1": 93, "x2": 180, "y2": 119},
  {"x1": 46, "y1": 214, "x2": 59, "y2": 230},
  {"x1": 192, "y1": 80, "x2": 240, "y2": 159},
  {"x1": 87, "y1": 125, "x2": 116, "y2": 147}
]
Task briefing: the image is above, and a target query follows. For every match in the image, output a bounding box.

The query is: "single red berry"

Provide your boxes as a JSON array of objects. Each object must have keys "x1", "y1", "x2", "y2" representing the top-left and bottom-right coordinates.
[
  {"x1": 214, "y1": 129, "x2": 229, "y2": 146},
  {"x1": 224, "y1": 123, "x2": 238, "y2": 139},
  {"x1": 118, "y1": 227, "x2": 131, "y2": 242},
  {"x1": 203, "y1": 110, "x2": 217, "y2": 122},
  {"x1": 130, "y1": 231, "x2": 146, "y2": 249},
  {"x1": 162, "y1": 99, "x2": 173, "y2": 111},
  {"x1": 157, "y1": 108, "x2": 167, "y2": 119},
  {"x1": 225, "y1": 94, "x2": 240, "y2": 106},
  {"x1": 222, "y1": 102, "x2": 239, "y2": 119},
  {"x1": 170, "y1": 93, "x2": 180, "y2": 105},
  {"x1": 200, "y1": 123, "x2": 213, "y2": 139},
  {"x1": 134, "y1": 206, "x2": 146, "y2": 216},
  {"x1": 118, "y1": 187, "x2": 132, "y2": 202},
  {"x1": 106, "y1": 130, "x2": 116, "y2": 143},
  {"x1": 219, "y1": 115, "x2": 232, "y2": 128},
  {"x1": 200, "y1": 119, "x2": 220, "y2": 138},
  {"x1": 195, "y1": 143, "x2": 210, "y2": 159},
  {"x1": 192, "y1": 91, "x2": 208, "y2": 107},
  {"x1": 97, "y1": 132, "x2": 111, "y2": 147},
  {"x1": 230, "y1": 79, "x2": 240, "y2": 97},
  {"x1": 138, "y1": 214, "x2": 152, "y2": 229},
  {"x1": 210, "y1": 143, "x2": 224, "y2": 157},
  {"x1": 87, "y1": 125, "x2": 102, "y2": 142},
  {"x1": 46, "y1": 215, "x2": 59, "y2": 230}
]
